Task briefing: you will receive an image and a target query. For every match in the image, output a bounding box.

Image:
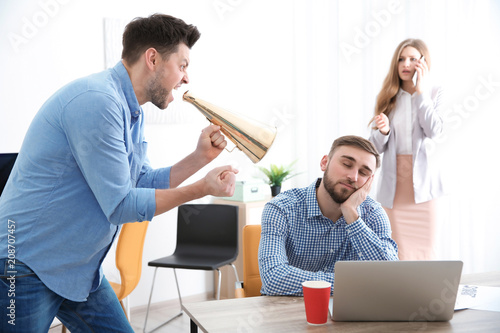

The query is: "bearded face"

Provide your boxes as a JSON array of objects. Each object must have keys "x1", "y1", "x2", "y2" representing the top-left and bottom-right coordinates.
[
  {"x1": 322, "y1": 164, "x2": 358, "y2": 204},
  {"x1": 145, "y1": 43, "x2": 190, "y2": 110},
  {"x1": 147, "y1": 66, "x2": 171, "y2": 110}
]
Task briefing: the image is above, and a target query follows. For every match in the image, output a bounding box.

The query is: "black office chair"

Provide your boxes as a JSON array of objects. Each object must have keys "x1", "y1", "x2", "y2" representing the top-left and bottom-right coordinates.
[{"x1": 143, "y1": 204, "x2": 240, "y2": 333}]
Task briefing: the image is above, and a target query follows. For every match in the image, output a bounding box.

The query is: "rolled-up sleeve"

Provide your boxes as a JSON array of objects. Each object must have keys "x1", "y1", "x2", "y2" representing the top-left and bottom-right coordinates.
[{"x1": 137, "y1": 157, "x2": 171, "y2": 190}]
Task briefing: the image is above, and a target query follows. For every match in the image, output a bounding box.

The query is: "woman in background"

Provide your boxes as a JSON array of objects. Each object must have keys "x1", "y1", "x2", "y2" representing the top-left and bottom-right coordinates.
[{"x1": 369, "y1": 38, "x2": 445, "y2": 260}]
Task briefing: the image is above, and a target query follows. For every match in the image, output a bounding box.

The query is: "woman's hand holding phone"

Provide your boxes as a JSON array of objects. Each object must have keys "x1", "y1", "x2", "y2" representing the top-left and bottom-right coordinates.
[{"x1": 413, "y1": 55, "x2": 427, "y2": 94}]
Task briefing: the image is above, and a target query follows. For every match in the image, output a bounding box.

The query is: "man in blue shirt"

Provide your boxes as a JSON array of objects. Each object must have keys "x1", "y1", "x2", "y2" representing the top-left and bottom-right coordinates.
[
  {"x1": 0, "y1": 14, "x2": 237, "y2": 332},
  {"x1": 259, "y1": 135, "x2": 398, "y2": 296}
]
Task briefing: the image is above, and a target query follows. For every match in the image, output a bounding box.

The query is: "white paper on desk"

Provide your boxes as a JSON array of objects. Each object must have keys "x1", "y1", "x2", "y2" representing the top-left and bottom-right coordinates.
[{"x1": 454, "y1": 285, "x2": 500, "y2": 312}]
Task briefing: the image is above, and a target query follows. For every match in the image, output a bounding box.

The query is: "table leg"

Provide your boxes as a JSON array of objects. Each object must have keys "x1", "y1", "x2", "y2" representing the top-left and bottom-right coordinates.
[{"x1": 190, "y1": 319, "x2": 198, "y2": 333}]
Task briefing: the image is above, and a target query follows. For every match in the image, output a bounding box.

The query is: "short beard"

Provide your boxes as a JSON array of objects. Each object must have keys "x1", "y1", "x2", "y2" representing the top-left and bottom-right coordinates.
[
  {"x1": 322, "y1": 169, "x2": 356, "y2": 204},
  {"x1": 147, "y1": 68, "x2": 170, "y2": 110}
]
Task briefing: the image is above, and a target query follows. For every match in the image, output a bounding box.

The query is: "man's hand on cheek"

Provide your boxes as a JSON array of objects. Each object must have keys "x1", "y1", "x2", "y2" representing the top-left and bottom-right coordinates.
[{"x1": 341, "y1": 175, "x2": 374, "y2": 224}]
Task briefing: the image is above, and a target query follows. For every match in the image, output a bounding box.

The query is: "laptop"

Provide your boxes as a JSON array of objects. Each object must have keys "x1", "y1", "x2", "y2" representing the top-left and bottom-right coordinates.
[{"x1": 330, "y1": 260, "x2": 463, "y2": 322}]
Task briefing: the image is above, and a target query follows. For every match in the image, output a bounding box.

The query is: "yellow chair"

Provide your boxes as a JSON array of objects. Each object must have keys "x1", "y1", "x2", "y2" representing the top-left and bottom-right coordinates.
[
  {"x1": 235, "y1": 224, "x2": 262, "y2": 298},
  {"x1": 109, "y1": 221, "x2": 150, "y2": 317}
]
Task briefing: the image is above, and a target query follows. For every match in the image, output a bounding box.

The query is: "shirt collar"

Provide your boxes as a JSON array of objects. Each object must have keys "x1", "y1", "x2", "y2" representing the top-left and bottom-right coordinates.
[
  {"x1": 397, "y1": 88, "x2": 408, "y2": 97},
  {"x1": 398, "y1": 87, "x2": 420, "y2": 98},
  {"x1": 306, "y1": 178, "x2": 324, "y2": 219},
  {"x1": 112, "y1": 61, "x2": 142, "y2": 117}
]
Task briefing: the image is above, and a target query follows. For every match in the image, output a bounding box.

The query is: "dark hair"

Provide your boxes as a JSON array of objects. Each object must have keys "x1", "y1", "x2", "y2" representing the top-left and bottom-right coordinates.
[
  {"x1": 328, "y1": 135, "x2": 380, "y2": 168},
  {"x1": 121, "y1": 14, "x2": 201, "y2": 65}
]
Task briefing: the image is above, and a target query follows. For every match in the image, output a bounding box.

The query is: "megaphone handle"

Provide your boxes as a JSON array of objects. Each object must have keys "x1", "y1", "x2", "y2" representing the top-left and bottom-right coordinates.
[
  {"x1": 208, "y1": 119, "x2": 239, "y2": 153},
  {"x1": 221, "y1": 128, "x2": 239, "y2": 153}
]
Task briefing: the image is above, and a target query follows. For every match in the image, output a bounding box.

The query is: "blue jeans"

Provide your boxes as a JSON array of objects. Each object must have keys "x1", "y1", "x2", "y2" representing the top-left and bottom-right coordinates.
[{"x1": 0, "y1": 258, "x2": 134, "y2": 333}]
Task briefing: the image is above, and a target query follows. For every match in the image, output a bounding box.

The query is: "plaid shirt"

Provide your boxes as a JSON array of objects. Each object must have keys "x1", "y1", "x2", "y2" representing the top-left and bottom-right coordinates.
[{"x1": 258, "y1": 179, "x2": 398, "y2": 296}]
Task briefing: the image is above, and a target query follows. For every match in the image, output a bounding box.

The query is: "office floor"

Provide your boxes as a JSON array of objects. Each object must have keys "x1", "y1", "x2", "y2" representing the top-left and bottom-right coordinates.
[
  {"x1": 48, "y1": 293, "x2": 210, "y2": 333},
  {"x1": 129, "y1": 296, "x2": 205, "y2": 333}
]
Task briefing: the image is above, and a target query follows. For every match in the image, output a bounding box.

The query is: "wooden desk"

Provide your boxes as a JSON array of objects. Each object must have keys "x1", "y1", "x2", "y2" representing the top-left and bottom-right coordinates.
[{"x1": 183, "y1": 272, "x2": 500, "y2": 333}]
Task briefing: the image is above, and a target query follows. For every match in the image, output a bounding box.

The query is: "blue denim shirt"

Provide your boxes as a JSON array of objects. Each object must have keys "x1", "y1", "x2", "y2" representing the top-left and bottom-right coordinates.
[{"x1": 0, "y1": 61, "x2": 170, "y2": 301}]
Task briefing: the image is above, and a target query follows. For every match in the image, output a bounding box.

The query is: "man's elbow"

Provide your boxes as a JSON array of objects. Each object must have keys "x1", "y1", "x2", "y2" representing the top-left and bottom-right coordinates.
[
  {"x1": 262, "y1": 282, "x2": 284, "y2": 296},
  {"x1": 105, "y1": 191, "x2": 151, "y2": 225},
  {"x1": 107, "y1": 209, "x2": 125, "y2": 225},
  {"x1": 106, "y1": 205, "x2": 148, "y2": 225},
  {"x1": 261, "y1": 274, "x2": 298, "y2": 296},
  {"x1": 261, "y1": 273, "x2": 281, "y2": 295}
]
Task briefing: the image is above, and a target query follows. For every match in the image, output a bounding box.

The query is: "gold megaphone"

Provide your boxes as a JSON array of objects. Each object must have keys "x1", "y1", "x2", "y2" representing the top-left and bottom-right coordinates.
[{"x1": 183, "y1": 91, "x2": 277, "y2": 163}]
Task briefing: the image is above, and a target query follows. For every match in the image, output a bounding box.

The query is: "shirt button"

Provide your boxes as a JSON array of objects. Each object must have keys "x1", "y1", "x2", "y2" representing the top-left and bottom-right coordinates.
[{"x1": 135, "y1": 111, "x2": 139, "y2": 115}]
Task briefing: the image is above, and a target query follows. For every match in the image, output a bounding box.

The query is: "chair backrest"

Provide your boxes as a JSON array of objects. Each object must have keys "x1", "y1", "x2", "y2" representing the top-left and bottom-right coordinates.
[
  {"x1": 114, "y1": 220, "x2": 150, "y2": 300},
  {"x1": 175, "y1": 204, "x2": 239, "y2": 262},
  {"x1": 242, "y1": 224, "x2": 262, "y2": 297},
  {"x1": 0, "y1": 153, "x2": 18, "y2": 197}
]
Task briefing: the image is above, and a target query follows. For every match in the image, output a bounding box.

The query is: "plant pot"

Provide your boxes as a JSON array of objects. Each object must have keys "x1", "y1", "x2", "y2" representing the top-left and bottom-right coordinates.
[{"x1": 271, "y1": 185, "x2": 281, "y2": 197}]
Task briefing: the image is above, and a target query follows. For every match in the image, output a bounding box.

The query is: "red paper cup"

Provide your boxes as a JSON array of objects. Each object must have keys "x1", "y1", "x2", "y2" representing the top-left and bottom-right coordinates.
[{"x1": 302, "y1": 280, "x2": 331, "y2": 325}]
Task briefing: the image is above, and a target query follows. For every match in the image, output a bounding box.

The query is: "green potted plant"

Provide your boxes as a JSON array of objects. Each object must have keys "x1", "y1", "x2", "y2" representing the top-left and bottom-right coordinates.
[{"x1": 258, "y1": 160, "x2": 298, "y2": 196}]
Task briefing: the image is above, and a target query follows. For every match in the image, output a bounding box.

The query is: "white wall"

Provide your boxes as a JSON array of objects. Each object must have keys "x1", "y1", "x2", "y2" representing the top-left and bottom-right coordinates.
[{"x1": 1, "y1": 0, "x2": 499, "y2": 310}]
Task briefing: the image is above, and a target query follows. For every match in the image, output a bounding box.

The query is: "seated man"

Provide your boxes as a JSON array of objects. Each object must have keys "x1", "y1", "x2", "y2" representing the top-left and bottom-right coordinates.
[{"x1": 258, "y1": 135, "x2": 398, "y2": 296}]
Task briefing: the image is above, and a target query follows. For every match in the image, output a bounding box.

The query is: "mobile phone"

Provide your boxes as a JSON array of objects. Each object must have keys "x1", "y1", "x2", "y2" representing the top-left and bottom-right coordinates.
[{"x1": 412, "y1": 55, "x2": 425, "y2": 86}]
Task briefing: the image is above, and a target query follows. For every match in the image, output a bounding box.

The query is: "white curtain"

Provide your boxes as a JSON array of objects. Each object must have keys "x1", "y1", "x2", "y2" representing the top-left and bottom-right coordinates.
[{"x1": 292, "y1": 0, "x2": 500, "y2": 274}]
